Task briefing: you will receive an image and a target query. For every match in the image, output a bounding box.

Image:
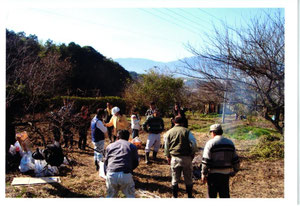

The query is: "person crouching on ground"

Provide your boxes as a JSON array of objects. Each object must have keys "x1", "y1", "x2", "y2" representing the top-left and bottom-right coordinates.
[
  {"x1": 104, "y1": 130, "x2": 139, "y2": 198},
  {"x1": 201, "y1": 124, "x2": 240, "y2": 198},
  {"x1": 105, "y1": 106, "x2": 129, "y2": 142},
  {"x1": 164, "y1": 116, "x2": 198, "y2": 198},
  {"x1": 142, "y1": 109, "x2": 164, "y2": 164},
  {"x1": 91, "y1": 108, "x2": 108, "y2": 171}
]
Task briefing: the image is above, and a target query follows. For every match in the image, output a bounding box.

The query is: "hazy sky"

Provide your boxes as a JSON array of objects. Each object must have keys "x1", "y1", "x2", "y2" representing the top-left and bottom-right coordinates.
[{"x1": 4, "y1": 1, "x2": 285, "y2": 62}]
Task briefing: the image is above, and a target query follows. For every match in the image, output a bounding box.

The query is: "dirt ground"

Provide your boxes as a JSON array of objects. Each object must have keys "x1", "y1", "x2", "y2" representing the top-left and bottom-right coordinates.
[{"x1": 5, "y1": 126, "x2": 284, "y2": 198}]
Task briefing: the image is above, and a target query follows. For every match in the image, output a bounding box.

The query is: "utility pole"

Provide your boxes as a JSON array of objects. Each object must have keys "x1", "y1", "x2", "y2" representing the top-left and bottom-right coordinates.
[
  {"x1": 222, "y1": 88, "x2": 227, "y2": 123},
  {"x1": 222, "y1": 49, "x2": 230, "y2": 123}
]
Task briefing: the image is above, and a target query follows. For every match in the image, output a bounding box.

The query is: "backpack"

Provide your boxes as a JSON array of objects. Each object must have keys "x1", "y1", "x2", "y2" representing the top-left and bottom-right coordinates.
[{"x1": 43, "y1": 143, "x2": 64, "y2": 167}]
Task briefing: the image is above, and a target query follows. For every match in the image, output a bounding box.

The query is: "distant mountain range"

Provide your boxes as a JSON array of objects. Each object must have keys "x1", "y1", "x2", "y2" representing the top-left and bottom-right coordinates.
[
  {"x1": 114, "y1": 57, "x2": 200, "y2": 88},
  {"x1": 114, "y1": 57, "x2": 197, "y2": 75}
]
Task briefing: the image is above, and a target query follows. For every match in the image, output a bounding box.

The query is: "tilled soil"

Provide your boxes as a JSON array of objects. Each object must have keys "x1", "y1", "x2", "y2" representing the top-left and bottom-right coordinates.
[{"x1": 5, "y1": 130, "x2": 284, "y2": 198}]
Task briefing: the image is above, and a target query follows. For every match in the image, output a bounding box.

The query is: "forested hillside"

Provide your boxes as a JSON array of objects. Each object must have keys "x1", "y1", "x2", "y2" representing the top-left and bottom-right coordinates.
[{"x1": 6, "y1": 29, "x2": 131, "y2": 98}]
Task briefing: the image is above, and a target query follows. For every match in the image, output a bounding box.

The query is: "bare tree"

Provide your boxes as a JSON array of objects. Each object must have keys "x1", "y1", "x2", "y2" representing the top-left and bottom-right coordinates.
[
  {"x1": 177, "y1": 10, "x2": 284, "y2": 133},
  {"x1": 6, "y1": 30, "x2": 71, "y2": 149}
]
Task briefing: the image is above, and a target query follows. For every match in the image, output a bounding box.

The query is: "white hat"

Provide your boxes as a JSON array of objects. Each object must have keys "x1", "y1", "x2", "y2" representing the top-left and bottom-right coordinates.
[{"x1": 111, "y1": 106, "x2": 120, "y2": 116}]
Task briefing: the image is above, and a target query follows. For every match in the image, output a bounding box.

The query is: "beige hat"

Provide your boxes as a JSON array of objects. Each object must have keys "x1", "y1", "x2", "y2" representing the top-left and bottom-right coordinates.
[{"x1": 209, "y1": 124, "x2": 222, "y2": 132}]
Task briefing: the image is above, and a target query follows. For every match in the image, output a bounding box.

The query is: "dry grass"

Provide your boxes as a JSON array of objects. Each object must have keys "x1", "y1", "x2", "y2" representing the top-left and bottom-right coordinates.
[{"x1": 5, "y1": 118, "x2": 284, "y2": 198}]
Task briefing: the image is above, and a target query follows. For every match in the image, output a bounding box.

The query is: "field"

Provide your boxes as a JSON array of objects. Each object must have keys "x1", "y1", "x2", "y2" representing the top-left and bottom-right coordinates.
[{"x1": 5, "y1": 114, "x2": 284, "y2": 198}]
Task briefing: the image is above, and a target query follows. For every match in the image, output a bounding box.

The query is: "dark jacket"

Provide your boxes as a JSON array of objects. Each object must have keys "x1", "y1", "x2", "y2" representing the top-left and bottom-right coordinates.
[
  {"x1": 171, "y1": 108, "x2": 188, "y2": 128},
  {"x1": 104, "y1": 108, "x2": 112, "y2": 123},
  {"x1": 142, "y1": 116, "x2": 164, "y2": 134}
]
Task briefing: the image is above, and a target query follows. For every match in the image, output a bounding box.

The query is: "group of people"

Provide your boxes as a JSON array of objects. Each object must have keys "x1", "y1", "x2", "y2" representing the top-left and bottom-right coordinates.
[{"x1": 51, "y1": 100, "x2": 240, "y2": 198}]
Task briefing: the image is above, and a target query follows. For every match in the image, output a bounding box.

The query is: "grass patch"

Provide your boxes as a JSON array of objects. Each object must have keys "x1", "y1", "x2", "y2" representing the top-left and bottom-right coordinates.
[
  {"x1": 199, "y1": 113, "x2": 221, "y2": 118},
  {"x1": 189, "y1": 124, "x2": 210, "y2": 132},
  {"x1": 15, "y1": 187, "x2": 28, "y2": 198},
  {"x1": 225, "y1": 125, "x2": 278, "y2": 140},
  {"x1": 250, "y1": 136, "x2": 284, "y2": 159}
]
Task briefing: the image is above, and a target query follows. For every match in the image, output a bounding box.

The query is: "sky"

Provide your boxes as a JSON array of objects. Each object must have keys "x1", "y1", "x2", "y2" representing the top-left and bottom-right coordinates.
[{"x1": 3, "y1": 1, "x2": 285, "y2": 62}]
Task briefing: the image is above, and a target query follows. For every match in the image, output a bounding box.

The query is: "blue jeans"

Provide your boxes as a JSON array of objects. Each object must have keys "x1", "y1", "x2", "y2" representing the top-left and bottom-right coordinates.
[{"x1": 93, "y1": 140, "x2": 104, "y2": 162}]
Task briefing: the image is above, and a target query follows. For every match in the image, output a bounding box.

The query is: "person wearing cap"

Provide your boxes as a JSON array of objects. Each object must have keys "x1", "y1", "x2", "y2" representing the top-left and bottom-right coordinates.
[
  {"x1": 142, "y1": 109, "x2": 164, "y2": 164},
  {"x1": 201, "y1": 124, "x2": 240, "y2": 198},
  {"x1": 104, "y1": 130, "x2": 139, "y2": 198},
  {"x1": 91, "y1": 108, "x2": 108, "y2": 171},
  {"x1": 164, "y1": 115, "x2": 198, "y2": 198},
  {"x1": 105, "y1": 106, "x2": 129, "y2": 142}
]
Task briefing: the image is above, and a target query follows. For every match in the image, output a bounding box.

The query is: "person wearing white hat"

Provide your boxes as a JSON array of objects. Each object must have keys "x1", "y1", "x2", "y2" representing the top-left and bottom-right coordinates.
[
  {"x1": 201, "y1": 124, "x2": 240, "y2": 198},
  {"x1": 105, "y1": 106, "x2": 129, "y2": 142}
]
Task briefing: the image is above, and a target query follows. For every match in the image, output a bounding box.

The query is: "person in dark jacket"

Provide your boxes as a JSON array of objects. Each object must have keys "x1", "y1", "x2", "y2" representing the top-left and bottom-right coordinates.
[
  {"x1": 49, "y1": 111, "x2": 61, "y2": 143},
  {"x1": 201, "y1": 124, "x2": 240, "y2": 198},
  {"x1": 104, "y1": 102, "x2": 113, "y2": 143},
  {"x1": 170, "y1": 102, "x2": 188, "y2": 128},
  {"x1": 142, "y1": 109, "x2": 164, "y2": 164},
  {"x1": 76, "y1": 106, "x2": 90, "y2": 150},
  {"x1": 104, "y1": 130, "x2": 139, "y2": 198}
]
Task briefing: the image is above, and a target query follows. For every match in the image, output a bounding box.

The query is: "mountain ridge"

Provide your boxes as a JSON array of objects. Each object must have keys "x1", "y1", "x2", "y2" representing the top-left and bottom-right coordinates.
[{"x1": 114, "y1": 57, "x2": 196, "y2": 74}]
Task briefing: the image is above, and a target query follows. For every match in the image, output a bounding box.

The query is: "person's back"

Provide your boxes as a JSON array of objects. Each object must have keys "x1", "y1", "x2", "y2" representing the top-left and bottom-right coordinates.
[
  {"x1": 203, "y1": 135, "x2": 238, "y2": 172},
  {"x1": 164, "y1": 116, "x2": 197, "y2": 198},
  {"x1": 201, "y1": 124, "x2": 239, "y2": 198},
  {"x1": 164, "y1": 125, "x2": 193, "y2": 157},
  {"x1": 105, "y1": 139, "x2": 139, "y2": 174},
  {"x1": 104, "y1": 130, "x2": 139, "y2": 198},
  {"x1": 91, "y1": 116, "x2": 105, "y2": 143}
]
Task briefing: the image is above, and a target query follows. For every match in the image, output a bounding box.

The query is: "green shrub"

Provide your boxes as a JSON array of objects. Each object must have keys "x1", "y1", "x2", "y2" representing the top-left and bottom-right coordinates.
[{"x1": 250, "y1": 136, "x2": 284, "y2": 159}]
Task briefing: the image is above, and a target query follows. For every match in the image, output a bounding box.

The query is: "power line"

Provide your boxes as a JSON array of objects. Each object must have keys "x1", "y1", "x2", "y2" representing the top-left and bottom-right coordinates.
[
  {"x1": 155, "y1": 9, "x2": 201, "y2": 32},
  {"x1": 197, "y1": 8, "x2": 224, "y2": 23},
  {"x1": 154, "y1": 8, "x2": 204, "y2": 33},
  {"x1": 164, "y1": 8, "x2": 212, "y2": 32},
  {"x1": 178, "y1": 8, "x2": 211, "y2": 25},
  {"x1": 140, "y1": 8, "x2": 202, "y2": 37},
  {"x1": 32, "y1": 8, "x2": 184, "y2": 45}
]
